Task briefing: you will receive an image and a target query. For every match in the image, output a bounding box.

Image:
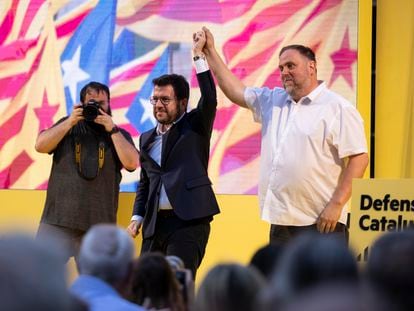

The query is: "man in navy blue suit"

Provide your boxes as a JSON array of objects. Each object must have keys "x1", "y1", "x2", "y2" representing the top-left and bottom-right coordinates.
[{"x1": 127, "y1": 30, "x2": 220, "y2": 279}]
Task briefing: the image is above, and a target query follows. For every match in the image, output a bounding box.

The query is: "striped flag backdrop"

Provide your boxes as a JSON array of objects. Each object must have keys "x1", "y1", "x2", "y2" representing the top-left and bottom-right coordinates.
[{"x1": 0, "y1": 0, "x2": 358, "y2": 193}]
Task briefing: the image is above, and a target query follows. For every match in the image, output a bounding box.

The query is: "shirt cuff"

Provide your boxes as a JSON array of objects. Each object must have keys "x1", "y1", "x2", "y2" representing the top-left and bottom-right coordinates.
[
  {"x1": 244, "y1": 87, "x2": 257, "y2": 109},
  {"x1": 194, "y1": 55, "x2": 209, "y2": 73},
  {"x1": 131, "y1": 215, "x2": 144, "y2": 222}
]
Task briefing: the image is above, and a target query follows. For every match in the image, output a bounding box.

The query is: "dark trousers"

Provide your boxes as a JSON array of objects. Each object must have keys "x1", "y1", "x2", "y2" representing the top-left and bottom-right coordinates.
[
  {"x1": 36, "y1": 222, "x2": 85, "y2": 266},
  {"x1": 141, "y1": 210, "x2": 211, "y2": 279},
  {"x1": 270, "y1": 223, "x2": 348, "y2": 245}
]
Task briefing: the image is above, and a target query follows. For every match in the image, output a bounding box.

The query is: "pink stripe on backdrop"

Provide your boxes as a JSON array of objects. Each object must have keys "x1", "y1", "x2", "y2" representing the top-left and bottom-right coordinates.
[
  {"x1": 215, "y1": 0, "x2": 256, "y2": 23},
  {"x1": 117, "y1": 0, "x2": 256, "y2": 25},
  {"x1": 262, "y1": 66, "x2": 282, "y2": 89},
  {"x1": 117, "y1": 0, "x2": 163, "y2": 25},
  {"x1": 0, "y1": 105, "x2": 28, "y2": 150},
  {"x1": 0, "y1": 0, "x2": 19, "y2": 45},
  {"x1": 110, "y1": 92, "x2": 137, "y2": 109},
  {"x1": 0, "y1": 38, "x2": 37, "y2": 61},
  {"x1": 36, "y1": 179, "x2": 48, "y2": 190},
  {"x1": 223, "y1": 0, "x2": 312, "y2": 61},
  {"x1": 0, "y1": 72, "x2": 30, "y2": 100},
  {"x1": 295, "y1": 0, "x2": 342, "y2": 35},
  {"x1": 0, "y1": 151, "x2": 33, "y2": 188},
  {"x1": 110, "y1": 59, "x2": 157, "y2": 86},
  {"x1": 118, "y1": 123, "x2": 140, "y2": 137},
  {"x1": 212, "y1": 106, "x2": 238, "y2": 131},
  {"x1": 219, "y1": 131, "x2": 261, "y2": 175},
  {"x1": 231, "y1": 39, "x2": 282, "y2": 81},
  {"x1": 56, "y1": 10, "x2": 89, "y2": 38},
  {"x1": 0, "y1": 41, "x2": 45, "y2": 100},
  {"x1": 18, "y1": 0, "x2": 46, "y2": 38}
]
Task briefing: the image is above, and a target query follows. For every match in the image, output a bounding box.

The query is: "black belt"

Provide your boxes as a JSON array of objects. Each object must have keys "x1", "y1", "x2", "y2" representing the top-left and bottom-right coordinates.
[
  {"x1": 157, "y1": 210, "x2": 213, "y2": 224},
  {"x1": 157, "y1": 209, "x2": 176, "y2": 218}
]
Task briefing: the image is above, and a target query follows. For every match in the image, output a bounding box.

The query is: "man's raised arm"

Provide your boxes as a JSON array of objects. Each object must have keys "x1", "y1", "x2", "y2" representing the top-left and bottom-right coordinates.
[{"x1": 201, "y1": 26, "x2": 248, "y2": 108}]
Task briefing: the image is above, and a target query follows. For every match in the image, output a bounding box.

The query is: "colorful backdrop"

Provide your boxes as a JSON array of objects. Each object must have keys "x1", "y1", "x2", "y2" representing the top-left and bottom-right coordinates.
[{"x1": 0, "y1": 0, "x2": 359, "y2": 193}]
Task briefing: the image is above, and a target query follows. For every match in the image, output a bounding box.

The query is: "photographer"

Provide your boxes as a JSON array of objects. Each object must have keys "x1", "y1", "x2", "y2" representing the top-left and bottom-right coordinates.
[{"x1": 35, "y1": 81, "x2": 139, "y2": 264}]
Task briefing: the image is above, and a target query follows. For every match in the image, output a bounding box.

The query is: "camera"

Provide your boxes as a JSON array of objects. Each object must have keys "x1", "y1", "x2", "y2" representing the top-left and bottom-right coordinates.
[
  {"x1": 175, "y1": 270, "x2": 187, "y2": 288},
  {"x1": 166, "y1": 255, "x2": 194, "y2": 305},
  {"x1": 82, "y1": 99, "x2": 100, "y2": 121}
]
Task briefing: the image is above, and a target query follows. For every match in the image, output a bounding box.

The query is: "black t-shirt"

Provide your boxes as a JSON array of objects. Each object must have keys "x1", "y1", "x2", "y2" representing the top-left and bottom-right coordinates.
[{"x1": 40, "y1": 119, "x2": 136, "y2": 231}]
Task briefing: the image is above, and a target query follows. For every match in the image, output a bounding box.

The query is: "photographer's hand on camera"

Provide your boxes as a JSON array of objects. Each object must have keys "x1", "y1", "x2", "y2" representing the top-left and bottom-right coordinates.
[
  {"x1": 94, "y1": 108, "x2": 116, "y2": 133},
  {"x1": 68, "y1": 103, "x2": 85, "y2": 126}
]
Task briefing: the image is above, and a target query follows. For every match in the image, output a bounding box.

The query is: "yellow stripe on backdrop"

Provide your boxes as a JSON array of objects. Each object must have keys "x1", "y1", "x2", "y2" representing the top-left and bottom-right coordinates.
[
  {"x1": 0, "y1": 190, "x2": 268, "y2": 285},
  {"x1": 357, "y1": 0, "x2": 372, "y2": 171},
  {"x1": 376, "y1": 0, "x2": 414, "y2": 178}
]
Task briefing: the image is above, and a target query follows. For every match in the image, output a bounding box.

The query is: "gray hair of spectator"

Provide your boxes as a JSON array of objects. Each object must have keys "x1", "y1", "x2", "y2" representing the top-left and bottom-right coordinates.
[{"x1": 78, "y1": 224, "x2": 134, "y2": 284}]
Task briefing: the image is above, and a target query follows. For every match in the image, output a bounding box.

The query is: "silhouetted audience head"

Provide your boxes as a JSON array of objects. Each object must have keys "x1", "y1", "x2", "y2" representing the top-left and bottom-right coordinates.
[
  {"x1": 365, "y1": 229, "x2": 414, "y2": 311},
  {"x1": 78, "y1": 224, "x2": 134, "y2": 285},
  {"x1": 249, "y1": 243, "x2": 284, "y2": 281},
  {"x1": 195, "y1": 263, "x2": 265, "y2": 311},
  {"x1": 278, "y1": 283, "x2": 384, "y2": 311},
  {"x1": 124, "y1": 252, "x2": 186, "y2": 311},
  {"x1": 261, "y1": 233, "x2": 358, "y2": 309},
  {"x1": 0, "y1": 234, "x2": 85, "y2": 311}
]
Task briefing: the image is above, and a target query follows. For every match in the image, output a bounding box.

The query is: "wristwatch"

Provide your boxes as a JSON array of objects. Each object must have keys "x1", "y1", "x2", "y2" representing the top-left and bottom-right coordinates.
[
  {"x1": 109, "y1": 125, "x2": 120, "y2": 135},
  {"x1": 193, "y1": 54, "x2": 206, "y2": 61}
]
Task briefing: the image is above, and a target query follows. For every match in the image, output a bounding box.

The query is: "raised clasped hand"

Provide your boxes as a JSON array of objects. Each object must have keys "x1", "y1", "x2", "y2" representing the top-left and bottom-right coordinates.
[{"x1": 192, "y1": 30, "x2": 206, "y2": 54}]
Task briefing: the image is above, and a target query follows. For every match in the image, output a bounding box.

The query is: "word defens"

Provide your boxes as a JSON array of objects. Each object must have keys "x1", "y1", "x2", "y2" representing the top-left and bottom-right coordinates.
[{"x1": 359, "y1": 194, "x2": 414, "y2": 231}]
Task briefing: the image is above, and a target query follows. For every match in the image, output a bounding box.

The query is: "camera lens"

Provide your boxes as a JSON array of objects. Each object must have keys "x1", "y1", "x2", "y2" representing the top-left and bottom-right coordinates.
[{"x1": 83, "y1": 100, "x2": 99, "y2": 121}]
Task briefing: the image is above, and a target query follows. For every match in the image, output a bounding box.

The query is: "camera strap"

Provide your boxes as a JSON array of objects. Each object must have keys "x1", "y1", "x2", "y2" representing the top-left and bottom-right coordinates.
[{"x1": 74, "y1": 134, "x2": 105, "y2": 180}]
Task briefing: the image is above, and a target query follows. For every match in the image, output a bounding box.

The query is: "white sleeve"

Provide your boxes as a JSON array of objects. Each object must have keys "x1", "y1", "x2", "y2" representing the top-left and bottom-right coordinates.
[
  {"x1": 244, "y1": 87, "x2": 264, "y2": 123},
  {"x1": 131, "y1": 215, "x2": 144, "y2": 222},
  {"x1": 332, "y1": 104, "x2": 368, "y2": 158},
  {"x1": 194, "y1": 57, "x2": 209, "y2": 73}
]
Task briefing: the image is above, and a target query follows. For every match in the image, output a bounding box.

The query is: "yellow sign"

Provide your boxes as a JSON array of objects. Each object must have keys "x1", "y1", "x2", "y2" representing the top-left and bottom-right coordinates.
[{"x1": 349, "y1": 179, "x2": 414, "y2": 261}]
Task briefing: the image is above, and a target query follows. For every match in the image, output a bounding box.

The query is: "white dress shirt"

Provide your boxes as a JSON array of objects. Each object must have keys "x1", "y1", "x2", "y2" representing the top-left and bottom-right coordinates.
[{"x1": 244, "y1": 82, "x2": 368, "y2": 226}]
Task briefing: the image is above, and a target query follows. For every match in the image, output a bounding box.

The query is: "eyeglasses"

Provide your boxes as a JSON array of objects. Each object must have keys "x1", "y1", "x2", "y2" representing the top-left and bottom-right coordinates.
[{"x1": 149, "y1": 96, "x2": 174, "y2": 105}]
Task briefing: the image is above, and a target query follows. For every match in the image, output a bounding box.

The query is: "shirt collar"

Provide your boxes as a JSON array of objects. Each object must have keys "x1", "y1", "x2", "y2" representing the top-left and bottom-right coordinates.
[
  {"x1": 156, "y1": 112, "x2": 186, "y2": 135},
  {"x1": 306, "y1": 80, "x2": 326, "y2": 102},
  {"x1": 287, "y1": 80, "x2": 326, "y2": 105}
]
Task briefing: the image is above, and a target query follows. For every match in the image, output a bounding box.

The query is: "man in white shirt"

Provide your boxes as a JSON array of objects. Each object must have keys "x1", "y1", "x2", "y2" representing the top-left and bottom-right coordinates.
[{"x1": 199, "y1": 27, "x2": 369, "y2": 244}]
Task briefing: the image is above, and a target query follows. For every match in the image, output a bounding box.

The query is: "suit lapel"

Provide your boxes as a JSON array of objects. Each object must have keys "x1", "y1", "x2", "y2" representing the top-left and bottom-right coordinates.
[
  {"x1": 140, "y1": 128, "x2": 160, "y2": 167},
  {"x1": 161, "y1": 116, "x2": 185, "y2": 167}
]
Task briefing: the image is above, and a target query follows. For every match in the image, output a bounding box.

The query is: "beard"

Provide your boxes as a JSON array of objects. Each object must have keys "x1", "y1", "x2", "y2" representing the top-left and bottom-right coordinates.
[
  {"x1": 283, "y1": 83, "x2": 296, "y2": 96},
  {"x1": 154, "y1": 105, "x2": 183, "y2": 125},
  {"x1": 283, "y1": 79, "x2": 302, "y2": 101}
]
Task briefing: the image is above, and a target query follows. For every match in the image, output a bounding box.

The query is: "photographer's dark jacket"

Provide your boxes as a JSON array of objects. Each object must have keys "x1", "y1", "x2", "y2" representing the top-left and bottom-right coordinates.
[
  {"x1": 132, "y1": 70, "x2": 220, "y2": 239},
  {"x1": 41, "y1": 120, "x2": 136, "y2": 232}
]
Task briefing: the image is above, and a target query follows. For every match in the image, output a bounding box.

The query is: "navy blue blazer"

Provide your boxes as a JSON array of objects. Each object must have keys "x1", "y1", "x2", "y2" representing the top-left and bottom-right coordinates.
[{"x1": 133, "y1": 70, "x2": 220, "y2": 239}]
